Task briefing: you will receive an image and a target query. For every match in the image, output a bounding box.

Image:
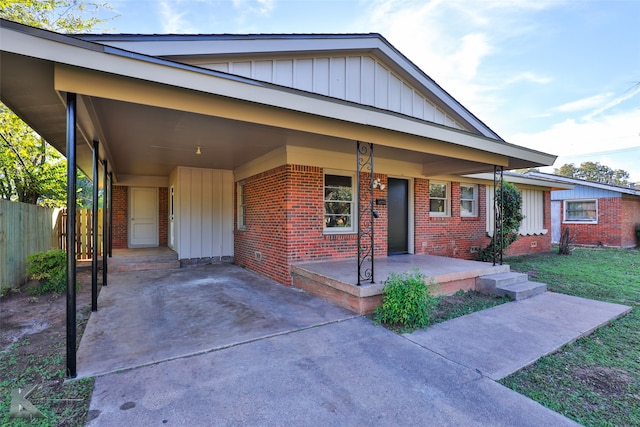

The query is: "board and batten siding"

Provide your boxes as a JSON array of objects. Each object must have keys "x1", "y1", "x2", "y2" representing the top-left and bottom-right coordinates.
[
  {"x1": 551, "y1": 185, "x2": 622, "y2": 201},
  {"x1": 0, "y1": 200, "x2": 58, "y2": 288},
  {"x1": 192, "y1": 55, "x2": 466, "y2": 131},
  {"x1": 170, "y1": 166, "x2": 234, "y2": 260},
  {"x1": 486, "y1": 187, "x2": 547, "y2": 237}
]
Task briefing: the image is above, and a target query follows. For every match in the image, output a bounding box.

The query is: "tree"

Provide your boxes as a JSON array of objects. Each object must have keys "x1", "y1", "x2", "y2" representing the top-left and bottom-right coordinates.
[
  {"x1": 0, "y1": 104, "x2": 67, "y2": 205},
  {"x1": 554, "y1": 161, "x2": 630, "y2": 187},
  {"x1": 0, "y1": 0, "x2": 113, "y2": 32},
  {"x1": 0, "y1": 0, "x2": 115, "y2": 206}
]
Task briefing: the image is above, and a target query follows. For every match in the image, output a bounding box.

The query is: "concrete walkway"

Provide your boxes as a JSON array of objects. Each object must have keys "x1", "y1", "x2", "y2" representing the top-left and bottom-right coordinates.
[{"x1": 83, "y1": 265, "x2": 631, "y2": 426}]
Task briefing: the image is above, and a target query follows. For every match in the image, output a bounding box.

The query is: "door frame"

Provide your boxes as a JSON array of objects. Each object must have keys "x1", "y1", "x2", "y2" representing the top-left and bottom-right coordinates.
[
  {"x1": 386, "y1": 176, "x2": 414, "y2": 255},
  {"x1": 128, "y1": 186, "x2": 159, "y2": 248}
]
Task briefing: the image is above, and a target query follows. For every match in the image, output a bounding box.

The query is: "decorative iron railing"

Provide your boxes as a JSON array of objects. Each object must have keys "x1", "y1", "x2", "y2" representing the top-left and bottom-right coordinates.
[
  {"x1": 357, "y1": 141, "x2": 375, "y2": 285},
  {"x1": 493, "y1": 165, "x2": 504, "y2": 265}
]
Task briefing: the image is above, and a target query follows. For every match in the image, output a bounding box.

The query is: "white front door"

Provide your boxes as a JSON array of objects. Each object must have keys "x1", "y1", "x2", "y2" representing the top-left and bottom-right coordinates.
[{"x1": 129, "y1": 187, "x2": 158, "y2": 247}]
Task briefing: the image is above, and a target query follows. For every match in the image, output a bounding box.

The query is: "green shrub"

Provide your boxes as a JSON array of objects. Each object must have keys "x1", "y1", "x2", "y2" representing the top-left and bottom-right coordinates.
[
  {"x1": 375, "y1": 269, "x2": 438, "y2": 332},
  {"x1": 26, "y1": 249, "x2": 67, "y2": 295},
  {"x1": 478, "y1": 181, "x2": 524, "y2": 262}
]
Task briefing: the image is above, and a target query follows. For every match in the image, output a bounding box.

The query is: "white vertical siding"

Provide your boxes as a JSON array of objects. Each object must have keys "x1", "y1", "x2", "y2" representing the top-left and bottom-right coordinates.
[
  {"x1": 189, "y1": 55, "x2": 467, "y2": 131},
  {"x1": 486, "y1": 186, "x2": 547, "y2": 237},
  {"x1": 313, "y1": 57, "x2": 330, "y2": 95},
  {"x1": 173, "y1": 166, "x2": 234, "y2": 259},
  {"x1": 329, "y1": 57, "x2": 346, "y2": 99},
  {"x1": 274, "y1": 59, "x2": 293, "y2": 86},
  {"x1": 346, "y1": 57, "x2": 361, "y2": 102},
  {"x1": 294, "y1": 58, "x2": 313, "y2": 91},
  {"x1": 519, "y1": 189, "x2": 546, "y2": 235}
]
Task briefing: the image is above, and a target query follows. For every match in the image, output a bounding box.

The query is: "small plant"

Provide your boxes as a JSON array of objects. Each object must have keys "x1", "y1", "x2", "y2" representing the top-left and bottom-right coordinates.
[
  {"x1": 26, "y1": 249, "x2": 67, "y2": 295},
  {"x1": 375, "y1": 269, "x2": 438, "y2": 332}
]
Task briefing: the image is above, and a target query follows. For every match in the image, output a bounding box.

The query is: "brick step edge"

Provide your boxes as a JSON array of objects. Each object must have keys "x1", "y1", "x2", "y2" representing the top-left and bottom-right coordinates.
[{"x1": 109, "y1": 261, "x2": 181, "y2": 272}]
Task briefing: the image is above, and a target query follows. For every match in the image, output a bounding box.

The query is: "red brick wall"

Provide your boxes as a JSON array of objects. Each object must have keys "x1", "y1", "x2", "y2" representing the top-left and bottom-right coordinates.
[
  {"x1": 235, "y1": 168, "x2": 553, "y2": 287},
  {"x1": 563, "y1": 197, "x2": 640, "y2": 248},
  {"x1": 622, "y1": 198, "x2": 640, "y2": 248},
  {"x1": 112, "y1": 185, "x2": 128, "y2": 249},
  {"x1": 415, "y1": 179, "x2": 551, "y2": 258},
  {"x1": 111, "y1": 185, "x2": 169, "y2": 249},
  {"x1": 234, "y1": 165, "x2": 289, "y2": 284},
  {"x1": 415, "y1": 179, "x2": 488, "y2": 259},
  {"x1": 159, "y1": 187, "x2": 168, "y2": 247},
  {"x1": 235, "y1": 165, "x2": 389, "y2": 286},
  {"x1": 563, "y1": 198, "x2": 622, "y2": 247}
]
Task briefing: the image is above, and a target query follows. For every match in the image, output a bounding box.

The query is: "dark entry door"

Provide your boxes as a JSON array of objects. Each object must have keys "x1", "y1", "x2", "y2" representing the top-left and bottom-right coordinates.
[{"x1": 387, "y1": 178, "x2": 408, "y2": 254}]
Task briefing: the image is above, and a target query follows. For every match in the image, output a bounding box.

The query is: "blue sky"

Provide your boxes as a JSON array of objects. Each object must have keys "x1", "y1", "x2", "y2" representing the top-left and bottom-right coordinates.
[{"x1": 98, "y1": 0, "x2": 639, "y2": 181}]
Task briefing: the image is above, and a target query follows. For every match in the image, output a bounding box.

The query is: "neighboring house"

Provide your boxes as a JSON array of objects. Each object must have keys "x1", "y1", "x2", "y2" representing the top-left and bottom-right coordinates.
[
  {"x1": 526, "y1": 172, "x2": 640, "y2": 248},
  {"x1": 1, "y1": 20, "x2": 562, "y2": 288}
]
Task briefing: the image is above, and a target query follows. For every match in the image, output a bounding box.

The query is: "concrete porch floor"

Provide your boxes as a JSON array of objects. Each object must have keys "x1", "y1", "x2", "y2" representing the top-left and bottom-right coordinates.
[
  {"x1": 292, "y1": 254, "x2": 510, "y2": 314},
  {"x1": 76, "y1": 263, "x2": 356, "y2": 378}
]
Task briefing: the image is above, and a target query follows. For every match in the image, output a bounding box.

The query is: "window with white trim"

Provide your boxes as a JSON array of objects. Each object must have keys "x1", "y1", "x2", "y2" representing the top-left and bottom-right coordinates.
[
  {"x1": 460, "y1": 184, "x2": 478, "y2": 217},
  {"x1": 564, "y1": 199, "x2": 597, "y2": 223},
  {"x1": 237, "y1": 181, "x2": 246, "y2": 230},
  {"x1": 324, "y1": 173, "x2": 355, "y2": 232},
  {"x1": 429, "y1": 181, "x2": 450, "y2": 216}
]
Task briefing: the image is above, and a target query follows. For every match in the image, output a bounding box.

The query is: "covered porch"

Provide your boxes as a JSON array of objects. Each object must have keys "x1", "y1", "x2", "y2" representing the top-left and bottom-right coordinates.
[{"x1": 292, "y1": 254, "x2": 510, "y2": 314}]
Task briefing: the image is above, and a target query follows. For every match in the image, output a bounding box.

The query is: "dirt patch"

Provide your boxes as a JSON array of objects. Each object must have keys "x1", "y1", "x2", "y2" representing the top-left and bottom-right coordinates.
[
  {"x1": 430, "y1": 291, "x2": 505, "y2": 320},
  {"x1": 1, "y1": 270, "x2": 93, "y2": 352},
  {"x1": 574, "y1": 366, "x2": 633, "y2": 395},
  {"x1": 0, "y1": 269, "x2": 95, "y2": 424}
]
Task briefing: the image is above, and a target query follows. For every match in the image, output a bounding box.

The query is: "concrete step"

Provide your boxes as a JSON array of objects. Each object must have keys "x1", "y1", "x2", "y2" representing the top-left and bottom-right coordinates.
[
  {"x1": 495, "y1": 280, "x2": 547, "y2": 300},
  {"x1": 477, "y1": 272, "x2": 528, "y2": 293},
  {"x1": 478, "y1": 272, "x2": 547, "y2": 300},
  {"x1": 109, "y1": 260, "x2": 181, "y2": 273}
]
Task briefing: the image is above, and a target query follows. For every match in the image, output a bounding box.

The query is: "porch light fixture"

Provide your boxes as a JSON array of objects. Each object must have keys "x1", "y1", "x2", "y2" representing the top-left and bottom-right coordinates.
[
  {"x1": 373, "y1": 178, "x2": 385, "y2": 190},
  {"x1": 196, "y1": 145, "x2": 202, "y2": 155}
]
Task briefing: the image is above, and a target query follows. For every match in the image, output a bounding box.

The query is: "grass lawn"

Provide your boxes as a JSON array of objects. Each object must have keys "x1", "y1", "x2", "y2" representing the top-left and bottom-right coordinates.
[{"x1": 501, "y1": 247, "x2": 640, "y2": 427}]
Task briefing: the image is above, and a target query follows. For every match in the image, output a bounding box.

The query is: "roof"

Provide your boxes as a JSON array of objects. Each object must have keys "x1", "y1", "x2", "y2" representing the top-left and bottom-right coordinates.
[
  {"x1": 77, "y1": 32, "x2": 502, "y2": 140},
  {"x1": 0, "y1": 19, "x2": 558, "y2": 182},
  {"x1": 524, "y1": 172, "x2": 640, "y2": 196},
  {"x1": 465, "y1": 171, "x2": 574, "y2": 190}
]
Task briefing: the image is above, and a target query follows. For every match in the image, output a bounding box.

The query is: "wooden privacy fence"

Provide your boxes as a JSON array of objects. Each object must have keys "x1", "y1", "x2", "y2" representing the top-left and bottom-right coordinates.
[
  {"x1": 0, "y1": 200, "x2": 58, "y2": 289},
  {"x1": 57, "y1": 208, "x2": 104, "y2": 260}
]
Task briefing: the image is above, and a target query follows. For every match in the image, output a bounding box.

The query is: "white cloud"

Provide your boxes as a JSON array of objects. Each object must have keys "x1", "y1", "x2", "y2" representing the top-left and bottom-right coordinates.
[
  {"x1": 232, "y1": 0, "x2": 275, "y2": 17},
  {"x1": 507, "y1": 109, "x2": 640, "y2": 179},
  {"x1": 552, "y1": 93, "x2": 613, "y2": 113},
  {"x1": 158, "y1": 1, "x2": 194, "y2": 33},
  {"x1": 358, "y1": 0, "x2": 561, "y2": 122},
  {"x1": 583, "y1": 83, "x2": 640, "y2": 120},
  {"x1": 504, "y1": 72, "x2": 553, "y2": 85}
]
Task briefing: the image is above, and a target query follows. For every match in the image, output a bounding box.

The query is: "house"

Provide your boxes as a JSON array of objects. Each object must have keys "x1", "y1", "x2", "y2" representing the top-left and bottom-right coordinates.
[
  {"x1": 525, "y1": 172, "x2": 640, "y2": 248},
  {"x1": 1, "y1": 20, "x2": 562, "y2": 291}
]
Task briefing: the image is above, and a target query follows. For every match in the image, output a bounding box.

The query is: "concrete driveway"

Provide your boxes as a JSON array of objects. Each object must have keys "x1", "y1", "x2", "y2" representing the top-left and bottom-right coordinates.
[
  {"x1": 77, "y1": 263, "x2": 356, "y2": 378},
  {"x1": 80, "y1": 263, "x2": 621, "y2": 426}
]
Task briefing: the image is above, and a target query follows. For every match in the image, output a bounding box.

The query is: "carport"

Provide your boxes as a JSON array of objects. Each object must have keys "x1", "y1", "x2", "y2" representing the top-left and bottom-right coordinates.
[{"x1": 76, "y1": 263, "x2": 355, "y2": 378}]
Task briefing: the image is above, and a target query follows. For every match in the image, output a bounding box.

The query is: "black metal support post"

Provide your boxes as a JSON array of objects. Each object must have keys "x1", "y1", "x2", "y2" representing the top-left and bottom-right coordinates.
[
  {"x1": 493, "y1": 165, "x2": 504, "y2": 266},
  {"x1": 91, "y1": 140, "x2": 99, "y2": 311},
  {"x1": 108, "y1": 172, "x2": 113, "y2": 258},
  {"x1": 102, "y1": 161, "x2": 108, "y2": 286},
  {"x1": 356, "y1": 141, "x2": 375, "y2": 285},
  {"x1": 66, "y1": 92, "x2": 77, "y2": 378}
]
